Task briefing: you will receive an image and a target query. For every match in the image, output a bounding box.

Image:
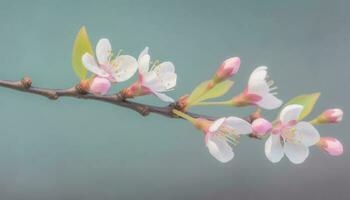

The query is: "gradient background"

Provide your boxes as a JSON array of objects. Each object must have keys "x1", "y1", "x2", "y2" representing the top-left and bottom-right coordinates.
[{"x1": 0, "y1": 0, "x2": 349, "y2": 199}]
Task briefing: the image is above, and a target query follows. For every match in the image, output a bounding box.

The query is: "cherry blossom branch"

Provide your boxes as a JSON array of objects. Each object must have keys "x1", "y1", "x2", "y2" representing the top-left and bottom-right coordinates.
[
  {"x1": 0, "y1": 77, "x2": 226, "y2": 121},
  {"x1": 0, "y1": 27, "x2": 344, "y2": 165}
]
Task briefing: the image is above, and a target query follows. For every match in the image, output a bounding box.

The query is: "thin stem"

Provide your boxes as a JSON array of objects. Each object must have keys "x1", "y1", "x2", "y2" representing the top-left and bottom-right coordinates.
[
  {"x1": 172, "y1": 109, "x2": 196, "y2": 124},
  {"x1": 194, "y1": 100, "x2": 232, "y2": 106},
  {"x1": 309, "y1": 119, "x2": 319, "y2": 125}
]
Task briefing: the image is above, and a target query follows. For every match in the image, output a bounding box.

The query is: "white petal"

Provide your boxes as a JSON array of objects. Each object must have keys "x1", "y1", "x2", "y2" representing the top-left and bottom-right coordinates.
[
  {"x1": 295, "y1": 122, "x2": 320, "y2": 146},
  {"x1": 206, "y1": 135, "x2": 234, "y2": 163},
  {"x1": 209, "y1": 117, "x2": 226, "y2": 132},
  {"x1": 248, "y1": 66, "x2": 268, "y2": 85},
  {"x1": 279, "y1": 104, "x2": 304, "y2": 124},
  {"x1": 256, "y1": 93, "x2": 283, "y2": 110},
  {"x1": 152, "y1": 91, "x2": 174, "y2": 103},
  {"x1": 96, "y1": 38, "x2": 112, "y2": 65},
  {"x1": 265, "y1": 135, "x2": 284, "y2": 163},
  {"x1": 284, "y1": 142, "x2": 309, "y2": 164},
  {"x1": 154, "y1": 62, "x2": 175, "y2": 75},
  {"x1": 113, "y1": 55, "x2": 138, "y2": 82},
  {"x1": 138, "y1": 54, "x2": 150, "y2": 74},
  {"x1": 81, "y1": 53, "x2": 109, "y2": 77},
  {"x1": 225, "y1": 117, "x2": 252, "y2": 135},
  {"x1": 247, "y1": 80, "x2": 269, "y2": 96},
  {"x1": 143, "y1": 71, "x2": 163, "y2": 91},
  {"x1": 138, "y1": 47, "x2": 149, "y2": 62},
  {"x1": 159, "y1": 73, "x2": 177, "y2": 91}
]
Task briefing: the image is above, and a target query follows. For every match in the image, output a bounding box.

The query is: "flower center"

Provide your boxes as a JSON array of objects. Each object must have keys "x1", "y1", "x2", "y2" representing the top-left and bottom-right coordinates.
[
  {"x1": 216, "y1": 126, "x2": 240, "y2": 145},
  {"x1": 273, "y1": 120, "x2": 302, "y2": 144}
]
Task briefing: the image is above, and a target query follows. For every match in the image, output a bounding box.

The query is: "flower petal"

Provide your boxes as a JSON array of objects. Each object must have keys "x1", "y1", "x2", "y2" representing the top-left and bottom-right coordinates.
[
  {"x1": 248, "y1": 66, "x2": 268, "y2": 85},
  {"x1": 284, "y1": 142, "x2": 309, "y2": 164},
  {"x1": 152, "y1": 91, "x2": 174, "y2": 103},
  {"x1": 256, "y1": 93, "x2": 283, "y2": 110},
  {"x1": 143, "y1": 71, "x2": 163, "y2": 91},
  {"x1": 225, "y1": 117, "x2": 252, "y2": 135},
  {"x1": 96, "y1": 38, "x2": 112, "y2": 65},
  {"x1": 154, "y1": 62, "x2": 175, "y2": 75},
  {"x1": 158, "y1": 72, "x2": 177, "y2": 91},
  {"x1": 247, "y1": 80, "x2": 269, "y2": 96},
  {"x1": 82, "y1": 53, "x2": 109, "y2": 77},
  {"x1": 265, "y1": 135, "x2": 284, "y2": 163},
  {"x1": 209, "y1": 117, "x2": 226, "y2": 132},
  {"x1": 206, "y1": 135, "x2": 234, "y2": 163},
  {"x1": 113, "y1": 55, "x2": 138, "y2": 82},
  {"x1": 295, "y1": 122, "x2": 320, "y2": 146},
  {"x1": 279, "y1": 104, "x2": 304, "y2": 124},
  {"x1": 139, "y1": 54, "x2": 150, "y2": 74},
  {"x1": 138, "y1": 47, "x2": 149, "y2": 62}
]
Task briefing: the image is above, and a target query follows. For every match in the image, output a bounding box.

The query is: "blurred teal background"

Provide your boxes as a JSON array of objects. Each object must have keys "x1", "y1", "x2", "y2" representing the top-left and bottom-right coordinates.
[{"x1": 0, "y1": 0, "x2": 349, "y2": 199}]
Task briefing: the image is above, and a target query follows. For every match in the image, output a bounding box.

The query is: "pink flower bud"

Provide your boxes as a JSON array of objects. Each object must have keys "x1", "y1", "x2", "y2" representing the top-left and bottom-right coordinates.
[
  {"x1": 252, "y1": 118, "x2": 272, "y2": 136},
  {"x1": 215, "y1": 57, "x2": 240, "y2": 82},
  {"x1": 90, "y1": 76, "x2": 111, "y2": 95},
  {"x1": 319, "y1": 137, "x2": 343, "y2": 156},
  {"x1": 322, "y1": 109, "x2": 343, "y2": 123},
  {"x1": 122, "y1": 81, "x2": 151, "y2": 98}
]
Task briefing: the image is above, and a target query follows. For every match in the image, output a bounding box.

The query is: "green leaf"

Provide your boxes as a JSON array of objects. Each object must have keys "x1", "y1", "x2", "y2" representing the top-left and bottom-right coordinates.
[
  {"x1": 285, "y1": 92, "x2": 321, "y2": 120},
  {"x1": 187, "y1": 80, "x2": 234, "y2": 106},
  {"x1": 187, "y1": 80, "x2": 211, "y2": 105},
  {"x1": 197, "y1": 80, "x2": 234, "y2": 103},
  {"x1": 72, "y1": 26, "x2": 94, "y2": 80}
]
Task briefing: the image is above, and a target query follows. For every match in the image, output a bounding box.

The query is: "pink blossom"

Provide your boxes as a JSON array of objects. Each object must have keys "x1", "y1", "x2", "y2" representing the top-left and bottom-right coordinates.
[
  {"x1": 124, "y1": 47, "x2": 177, "y2": 102},
  {"x1": 195, "y1": 117, "x2": 252, "y2": 163},
  {"x1": 232, "y1": 66, "x2": 282, "y2": 110}
]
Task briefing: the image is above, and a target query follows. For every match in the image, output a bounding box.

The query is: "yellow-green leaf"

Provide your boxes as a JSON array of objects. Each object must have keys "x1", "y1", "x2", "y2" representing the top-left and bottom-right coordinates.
[
  {"x1": 285, "y1": 92, "x2": 321, "y2": 120},
  {"x1": 187, "y1": 80, "x2": 211, "y2": 105},
  {"x1": 72, "y1": 26, "x2": 94, "y2": 80},
  {"x1": 197, "y1": 80, "x2": 234, "y2": 103}
]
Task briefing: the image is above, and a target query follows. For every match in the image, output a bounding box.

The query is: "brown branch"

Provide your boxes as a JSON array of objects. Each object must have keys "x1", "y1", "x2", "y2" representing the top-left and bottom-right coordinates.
[
  {"x1": 0, "y1": 76, "x2": 263, "y2": 139},
  {"x1": 0, "y1": 77, "x2": 220, "y2": 120}
]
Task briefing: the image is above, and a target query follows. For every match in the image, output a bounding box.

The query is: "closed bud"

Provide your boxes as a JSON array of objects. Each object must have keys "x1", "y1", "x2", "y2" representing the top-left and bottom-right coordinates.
[
  {"x1": 318, "y1": 137, "x2": 343, "y2": 156},
  {"x1": 313, "y1": 108, "x2": 343, "y2": 124},
  {"x1": 323, "y1": 109, "x2": 343, "y2": 123},
  {"x1": 122, "y1": 81, "x2": 151, "y2": 98},
  {"x1": 90, "y1": 76, "x2": 111, "y2": 95},
  {"x1": 176, "y1": 95, "x2": 189, "y2": 111},
  {"x1": 252, "y1": 118, "x2": 272, "y2": 136},
  {"x1": 214, "y1": 57, "x2": 240, "y2": 83}
]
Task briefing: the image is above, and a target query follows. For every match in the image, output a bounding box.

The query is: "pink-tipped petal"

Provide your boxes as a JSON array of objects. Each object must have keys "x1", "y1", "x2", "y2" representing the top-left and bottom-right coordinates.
[
  {"x1": 252, "y1": 118, "x2": 272, "y2": 136},
  {"x1": 90, "y1": 76, "x2": 111, "y2": 95},
  {"x1": 320, "y1": 137, "x2": 344, "y2": 156}
]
